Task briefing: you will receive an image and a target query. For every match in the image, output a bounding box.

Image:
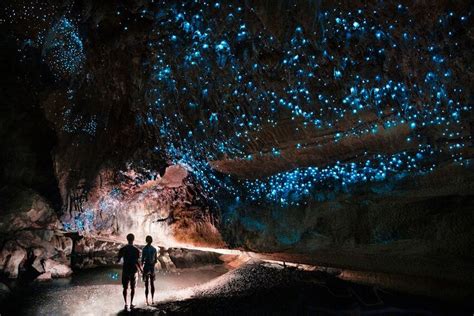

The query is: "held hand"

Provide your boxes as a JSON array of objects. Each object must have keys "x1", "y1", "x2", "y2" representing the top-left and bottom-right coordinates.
[{"x1": 136, "y1": 263, "x2": 143, "y2": 274}]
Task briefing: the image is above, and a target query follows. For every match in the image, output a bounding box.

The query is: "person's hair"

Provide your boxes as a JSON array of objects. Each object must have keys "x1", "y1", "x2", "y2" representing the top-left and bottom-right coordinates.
[
  {"x1": 126, "y1": 233, "x2": 135, "y2": 243},
  {"x1": 146, "y1": 235, "x2": 153, "y2": 244}
]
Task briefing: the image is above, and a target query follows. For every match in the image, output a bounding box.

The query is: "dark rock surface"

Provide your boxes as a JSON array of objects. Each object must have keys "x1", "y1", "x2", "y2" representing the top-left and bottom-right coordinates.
[{"x1": 0, "y1": 282, "x2": 10, "y2": 306}]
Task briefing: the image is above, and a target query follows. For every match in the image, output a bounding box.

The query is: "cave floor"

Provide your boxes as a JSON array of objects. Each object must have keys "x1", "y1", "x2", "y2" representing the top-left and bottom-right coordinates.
[
  {"x1": 0, "y1": 259, "x2": 471, "y2": 316},
  {"x1": 0, "y1": 265, "x2": 227, "y2": 316},
  {"x1": 132, "y1": 261, "x2": 471, "y2": 316}
]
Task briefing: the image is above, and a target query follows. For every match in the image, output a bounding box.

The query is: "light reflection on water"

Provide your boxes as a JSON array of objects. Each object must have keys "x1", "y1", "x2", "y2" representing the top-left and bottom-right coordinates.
[{"x1": 9, "y1": 265, "x2": 228, "y2": 316}]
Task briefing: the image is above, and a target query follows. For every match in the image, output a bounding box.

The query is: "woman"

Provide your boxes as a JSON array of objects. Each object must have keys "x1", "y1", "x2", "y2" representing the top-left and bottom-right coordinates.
[{"x1": 141, "y1": 235, "x2": 158, "y2": 305}]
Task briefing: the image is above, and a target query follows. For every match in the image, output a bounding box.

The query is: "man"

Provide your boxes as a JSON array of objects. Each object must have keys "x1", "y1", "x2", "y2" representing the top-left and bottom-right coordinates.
[
  {"x1": 117, "y1": 233, "x2": 142, "y2": 310},
  {"x1": 141, "y1": 235, "x2": 158, "y2": 305}
]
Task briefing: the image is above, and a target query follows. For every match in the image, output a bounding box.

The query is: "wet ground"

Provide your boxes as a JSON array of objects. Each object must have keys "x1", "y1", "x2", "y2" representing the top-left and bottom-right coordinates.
[
  {"x1": 0, "y1": 261, "x2": 472, "y2": 316},
  {"x1": 0, "y1": 265, "x2": 228, "y2": 316}
]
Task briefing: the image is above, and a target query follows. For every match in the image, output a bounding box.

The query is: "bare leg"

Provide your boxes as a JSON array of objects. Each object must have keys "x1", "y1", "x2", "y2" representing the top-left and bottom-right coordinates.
[
  {"x1": 150, "y1": 279, "x2": 155, "y2": 304},
  {"x1": 123, "y1": 288, "x2": 128, "y2": 307},
  {"x1": 145, "y1": 277, "x2": 149, "y2": 305},
  {"x1": 130, "y1": 288, "x2": 135, "y2": 307}
]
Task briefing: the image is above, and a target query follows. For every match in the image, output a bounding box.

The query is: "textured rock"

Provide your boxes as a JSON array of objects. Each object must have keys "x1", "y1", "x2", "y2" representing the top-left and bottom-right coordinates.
[
  {"x1": 0, "y1": 231, "x2": 73, "y2": 279},
  {"x1": 0, "y1": 243, "x2": 27, "y2": 278},
  {"x1": 35, "y1": 271, "x2": 52, "y2": 281},
  {"x1": 5, "y1": 250, "x2": 26, "y2": 278},
  {"x1": 0, "y1": 188, "x2": 72, "y2": 279},
  {"x1": 169, "y1": 248, "x2": 222, "y2": 269},
  {"x1": 59, "y1": 166, "x2": 224, "y2": 248},
  {"x1": 32, "y1": 257, "x2": 45, "y2": 274},
  {"x1": 157, "y1": 249, "x2": 176, "y2": 270},
  {"x1": 0, "y1": 188, "x2": 60, "y2": 233},
  {"x1": 73, "y1": 237, "x2": 123, "y2": 269},
  {"x1": 71, "y1": 237, "x2": 223, "y2": 270},
  {"x1": 43, "y1": 259, "x2": 72, "y2": 278},
  {"x1": 160, "y1": 165, "x2": 188, "y2": 188}
]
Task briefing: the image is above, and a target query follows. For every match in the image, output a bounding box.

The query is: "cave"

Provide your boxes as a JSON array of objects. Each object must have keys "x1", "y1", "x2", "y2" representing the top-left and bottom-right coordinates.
[{"x1": 0, "y1": 0, "x2": 473, "y2": 315}]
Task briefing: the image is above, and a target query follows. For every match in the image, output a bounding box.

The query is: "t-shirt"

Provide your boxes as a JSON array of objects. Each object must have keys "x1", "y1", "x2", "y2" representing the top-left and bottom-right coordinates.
[
  {"x1": 141, "y1": 244, "x2": 157, "y2": 269},
  {"x1": 118, "y1": 244, "x2": 140, "y2": 274}
]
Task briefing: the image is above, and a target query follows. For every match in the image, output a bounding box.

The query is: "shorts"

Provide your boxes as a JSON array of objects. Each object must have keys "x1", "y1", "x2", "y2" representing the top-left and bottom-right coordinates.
[
  {"x1": 122, "y1": 272, "x2": 137, "y2": 289},
  {"x1": 143, "y1": 266, "x2": 155, "y2": 282}
]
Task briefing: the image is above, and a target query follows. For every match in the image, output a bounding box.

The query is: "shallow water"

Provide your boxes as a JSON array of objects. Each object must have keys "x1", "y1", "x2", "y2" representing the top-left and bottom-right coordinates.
[{"x1": 2, "y1": 265, "x2": 228, "y2": 316}]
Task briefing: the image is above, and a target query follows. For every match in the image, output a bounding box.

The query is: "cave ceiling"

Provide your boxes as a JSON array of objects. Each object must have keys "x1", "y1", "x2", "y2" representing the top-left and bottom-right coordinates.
[{"x1": 2, "y1": 0, "x2": 473, "y2": 215}]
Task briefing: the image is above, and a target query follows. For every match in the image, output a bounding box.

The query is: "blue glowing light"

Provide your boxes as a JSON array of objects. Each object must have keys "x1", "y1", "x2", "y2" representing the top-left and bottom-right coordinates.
[
  {"x1": 42, "y1": 17, "x2": 85, "y2": 78},
  {"x1": 139, "y1": 1, "x2": 469, "y2": 208}
]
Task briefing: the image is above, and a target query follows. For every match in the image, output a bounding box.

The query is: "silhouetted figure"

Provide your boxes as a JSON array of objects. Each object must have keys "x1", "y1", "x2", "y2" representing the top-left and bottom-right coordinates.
[
  {"x1": 117, "y1": 233, "x2": 142, "y2": 311},
  {"x1": 142, "y1": 235, "x2": 158, "y2": 305}
]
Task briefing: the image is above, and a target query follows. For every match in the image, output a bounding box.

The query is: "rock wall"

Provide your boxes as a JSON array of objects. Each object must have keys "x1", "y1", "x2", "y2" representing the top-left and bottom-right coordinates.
[
  {"x1": 224, "y1": 164, "x2": 474, "y2": 255},
  {"x1": 0, "y1": 188, "x2": 72, "y2": 280},
  {"x1": 72, "y1": 236, "x2": 221, "y2": 270},
  {"x1": 221, "y1": 163, "x2": 474, "y2": 289},
  {"x1": 59, "y1": 165, "x2": 225, "y2": 248}
]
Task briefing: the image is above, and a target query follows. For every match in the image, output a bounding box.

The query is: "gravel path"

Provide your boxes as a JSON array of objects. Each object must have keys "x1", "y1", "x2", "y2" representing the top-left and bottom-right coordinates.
[{"x1": 137, "y1": 261, "x2": 470, "y2": 315}]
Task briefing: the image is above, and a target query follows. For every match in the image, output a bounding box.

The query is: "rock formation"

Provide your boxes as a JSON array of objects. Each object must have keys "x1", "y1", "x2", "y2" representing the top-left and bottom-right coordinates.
[{"x1": 0, "y1": 188, "x2": 72, "y2": 280}]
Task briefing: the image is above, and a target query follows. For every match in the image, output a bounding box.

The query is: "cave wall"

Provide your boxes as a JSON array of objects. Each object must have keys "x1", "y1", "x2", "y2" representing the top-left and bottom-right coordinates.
[
  {"x1": 219, "y1": 163, "x2": 474, "y2": 289},
  {"x1": 0, "y1": 16, "x2": 71, "y2": 280},
  {"x1": 0, "y1": 33, "x2": 60, "y2": 207},
  {"x1": 223, "y1": 164, "x2": 474, "y2": 257},
  {"x1": 59, "y1": 165, "x2": 224, "y2": 247}
]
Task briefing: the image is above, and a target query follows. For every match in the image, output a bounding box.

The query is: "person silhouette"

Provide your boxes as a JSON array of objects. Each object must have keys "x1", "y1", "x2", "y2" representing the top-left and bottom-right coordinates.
[
  {"x1": 141, "y1": 235, "x2": 158, "y2": 305},
  {"x1": 117, "y1": 233, "x2": 142, "y2": 311}
]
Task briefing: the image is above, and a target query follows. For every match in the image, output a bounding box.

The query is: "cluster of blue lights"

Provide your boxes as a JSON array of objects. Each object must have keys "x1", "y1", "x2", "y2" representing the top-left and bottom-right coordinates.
[
  {"x1": 143, "y1": 1, "x2": 470, "y2": 207},
  {"x1": 2, "y1": 1, "x2": 60, "y2": 48},
  {"x1": 42, "y1": 17, "x2": 85, "y2": 78},
  {"x1": 62, "y1": 108, "x2": 98, "y2": 136},
  {"x1": 243, "y1": 146, "x2": 435, "y2": 206},
  {"x1": 6, "y1": 1, "x2": 470, "y2": 209},
  {"x1": 65, "y1": 207, "x2": 95, "y2": 232},
  {"x1": 4, "y1": 3, "x2": 84, "y2": 77}
]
